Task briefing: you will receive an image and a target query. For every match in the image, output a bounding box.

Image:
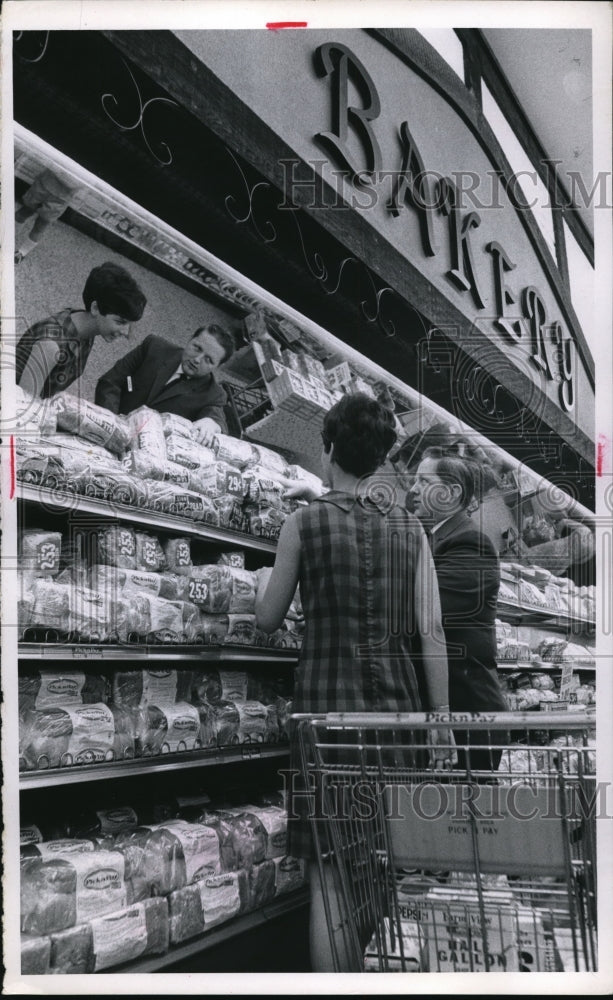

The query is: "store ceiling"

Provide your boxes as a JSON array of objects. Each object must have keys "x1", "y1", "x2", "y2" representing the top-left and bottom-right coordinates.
[{"x1": 482, "y1": 28, "x2": 594, "y2": 239}]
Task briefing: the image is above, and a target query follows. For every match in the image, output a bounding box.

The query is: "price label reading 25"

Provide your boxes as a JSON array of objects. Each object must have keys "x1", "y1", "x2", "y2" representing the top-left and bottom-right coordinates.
[{"x1": 189, "y1": 579, "x2": 209, "y2": 603}]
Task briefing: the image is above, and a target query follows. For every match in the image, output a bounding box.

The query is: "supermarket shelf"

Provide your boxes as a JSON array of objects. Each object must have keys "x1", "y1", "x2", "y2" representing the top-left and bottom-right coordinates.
[
  {"x1": 497, "y1": 600, "x2": 595, "y2": 632},
  {"x1": 18, "y1": 642, "x2": 299, "y2": 663},
  {"x1": 17, "y1": 483, "x2": 278, "y2": 553},
  {"x1": 496, "y1": 660, "x2": 595, "y2": 673},
  {"x1": 110, "y1": 887, "x2": 310, "y2": 974},
  {"x1": 19, "y1": 743, "x2": 290, "y2": 788}
]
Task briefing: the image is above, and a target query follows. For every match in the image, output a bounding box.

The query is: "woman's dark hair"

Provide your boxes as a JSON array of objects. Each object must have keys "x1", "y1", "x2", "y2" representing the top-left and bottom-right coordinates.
[
  {"x1": 322, "y1": 392, "x2": 397, "y2": 477},
  {"x1": 83, "y1": 262, "x2": 147, "y2": 320},
  {"x1": 421, "y1": 447, "x2": 479, "y2": 508},
  {"x1": 192, "y1": 323, "x2": 235, "y2": 364}
]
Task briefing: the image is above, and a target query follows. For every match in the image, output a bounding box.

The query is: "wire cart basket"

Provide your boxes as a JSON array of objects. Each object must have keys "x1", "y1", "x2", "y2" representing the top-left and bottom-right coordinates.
[{"x1": 294, "y1": 710, "x2": 597, "y2": 973}]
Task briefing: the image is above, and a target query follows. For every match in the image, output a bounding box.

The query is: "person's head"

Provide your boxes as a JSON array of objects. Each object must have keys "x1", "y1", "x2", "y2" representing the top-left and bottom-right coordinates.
[
  {"x1": 320, "y1": 392, "x2": 397, "y2": 482},
  {"x1": 181, "y1": 324, "x2": 235, "y2": 378},
  {"x1": 410, "y1": 448, "x2": 477, "y2": 524},
  {"x1": 83, "y1": 262, "x2": 147, "y2": 343}
]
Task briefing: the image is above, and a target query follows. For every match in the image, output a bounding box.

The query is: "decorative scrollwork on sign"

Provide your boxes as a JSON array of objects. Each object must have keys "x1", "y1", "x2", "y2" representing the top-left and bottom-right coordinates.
[
  {"x1": 224, "y1": 148, "x2": 277, "y2": 244},
  {"x1": 14, "y1": 31, "x2": 50, "y2": 63},
  {"x1": 101, "y1": 59, "x2": 178, "y2": 166}
]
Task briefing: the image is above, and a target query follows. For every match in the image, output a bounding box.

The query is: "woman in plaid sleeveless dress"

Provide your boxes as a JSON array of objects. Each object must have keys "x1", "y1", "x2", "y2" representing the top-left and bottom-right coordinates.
[{"x1": 255, "y1": 393, "x2": 453, "y2": 970}]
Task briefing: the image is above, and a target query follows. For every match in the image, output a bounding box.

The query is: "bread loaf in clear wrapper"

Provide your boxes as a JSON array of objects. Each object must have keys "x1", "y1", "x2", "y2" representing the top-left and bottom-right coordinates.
[
  {"x1": 163, "y1": 537, "x2": 192, "y2": 575},
  {"x1": 226, "y1": 567, "x2": 257, "y2": 613},
  {"x1": 126, "y1": 406, "x2": 166, "y2": 460},
  {"x1": 246, "y1": 859, "x2": 276, "y2": 909},
  {"x1": 97, "y1": 525, "x2": 137, "y2": 569},
  {"x1": 21, "y1": 933, "x2": 52, "y2": 974},
  {"x1": 165, "y1": 432, "x2": 216, "y2": 471},
  {"x1": 134, "y1": 532, "x2": 166, "y2": 572},
  {"x1": 214, "y1": 494, "x2": 247, "y2": 532},
  {"x1": 196, "y1": 612, "x2": 229, "y2": 644},
  {"x1": 54, "y1": 392, "x2": 131, "y2": 455},
  {"x1": 188, "y1": 565, "x2": 233, "y2": 613},
  {"x1": 20, "y1": 530, "x2": 62, "y2": 576},
  {"x1": 161, "y1": 412, "x2": 194, "y2": 439},
  {"x1": 90, "y1": 897, "x2": 169, "y2": 971},
  {"x1": 49, "y1": 923, "x2": 94, "y2": 974},
  {"x1": 188, "y1": 461, "x2": 244, "y2": 499},
  {"x1": 16, "y1": 385, "x2": 57, "y2": 435},
  {"x1": 212, "y1": 433, "x2": 259, "y2": 470}
]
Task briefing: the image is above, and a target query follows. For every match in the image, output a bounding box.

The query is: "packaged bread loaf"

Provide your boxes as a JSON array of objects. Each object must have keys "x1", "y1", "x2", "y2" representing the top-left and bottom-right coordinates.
[
  {"x1": 225, "y1": 613, "x2": 258, "y2": 646},
  {"x1": 189, "y1": 564, "x2": 233, "y2": 613},
  {"x1": 236, "y1": 702, "x2": 268, "y2": 743},
  {"x1": 161, "y1": 412, "x2": 194, "y2": 439},
  {"x1": 192, "y1": 668, "x2": 249, "y2": 705},
  {"x1": 21, "y1": 850, "x2": 127, "y2": 935},
  {"x1": 214, "y1": 494, "x2": 246, "y2": 531},
  {"x1": 245, "y1": 504, "x2": 286, "y2": 540},
  {"x1": 20, "y1": 702, "x2": 116, "y2": 770},
  {"x1": 67, "y1": 586, "x2": 112, "y2": 643},
  {"x1": 198, "y1": 869, "x2": 249, "y2": 928},
  {"x1": 219, "y1": 809, "x2": 267, "y2": 869},
  {"x1": 126, "y1": 406, "x2": 166, "y2": 461},
  {"x1": 208, "y1": 700, "x2": 240, "y2": 746},
  {"x1": 168, "y1": 883, "x2": 205, "y2": 943},
  {"x1": 97, "y1": 525, "x2": 137, "y2": 570},
  {"x1": 227, "y1": 567, "x2": 257, "y2": 613},
  {"x1": 90, "y1": 897, "x2": 169, "y2": 971},
  {"x1": 165, "y1": 432, "x2": 216, "y2": 471},
  {"x1": 119, "y1": 820, "x2": 222, "y2": 898},
  {"x1": 20, "y1": 530, "x2": 62, "y2": 576},
  {"x1": 242, "y1": 467, "x2": 285, "y2": 508},
  {"x1": 130, "y1": 447, "x2": 190, "y2": 485},
  {"x1": 21, "y1": 839, "x2": 96, "y2": 862},
  {"x1": 54, "y1": 392, "x2": 130, "y2": 455},
  {"x1": 134, "y1": 532, "x2": 166, "y2": 572},
  {"x1": 78, "y1": 469, "x2": 146, "y2": 508},
  {"x1": 212, "y1": 433, "x2": 259, "y2": 470},
  {"x1": 19, "y1": 670, "x2": 86, "y2": 713},
  {"x1": 29, "y1": 578, "x2": 70, "y2": 632},
  {"x1": 273, "y1": 856, "x2": 307, "y2": 896},
  {"x1": 188, "y1": 461, "x2": 244, "y2": 499},
  {"x1": 110, "y1": 705, "x2": 137, "y2": 761},
  {"x1": 130, "y1": 595, "x2": 184, "y2": 642},
  {"x1": 91, "y1": 564, "x2": 161, "y2": 599},
  {"x1": 239, "y1": 805, "x2": 287, "y2": 859},
  {"x1": 197, "y1": 612, "x2": 230, "y2": 644},
  {"x1": 143, "y1": 481, "x2": 218, "y2": 522},
  {"x1": 217, "y1": 549, "x2": 245, "y2": 569},
  {"x1": 49, "y1": 923, "x2": 94, "y2": 974},
  {"x1": 247, "y1": 860, "x2": 276, "y2": 909},
  {"x1": 163, "y1": 537, "x2": 192, "y2": 575},
  {"x1": 252, "y1": 444, "x2": 290, "y2": 478},
  {"x1": 178, "y1": 601, "x2": 200, "y2": 642},
  {"x1": 127, "y1": 705, "x2": 169, "y2": 756},
  {"x1": 21, "y1": 933, "x2": 52, "y2": 975}
]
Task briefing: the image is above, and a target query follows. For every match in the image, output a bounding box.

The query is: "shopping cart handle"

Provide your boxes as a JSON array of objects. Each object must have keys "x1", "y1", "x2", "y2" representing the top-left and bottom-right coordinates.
[{"x1": 291, "y1": 709, "x2": 595, "y2": 730}]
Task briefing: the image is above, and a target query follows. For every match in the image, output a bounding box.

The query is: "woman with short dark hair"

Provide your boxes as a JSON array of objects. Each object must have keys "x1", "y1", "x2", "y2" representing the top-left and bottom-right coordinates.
[
  {"x1": 255, "y1": 392, "x2": 454, "y2": 971},
  {"x1": 16, "y1": 261, "x2": 146, "y2": 399}
]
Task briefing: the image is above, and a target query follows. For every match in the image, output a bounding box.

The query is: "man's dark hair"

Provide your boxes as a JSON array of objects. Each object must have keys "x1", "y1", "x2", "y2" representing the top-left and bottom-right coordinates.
[
  {"x1": 421, "y1": 447, "x2": 479, "y2": 508},
  {"x1": 322, "y1": 392, "x2": 397, "y2": 477},
  {"x1": 192, "y1": 323, "x2": 235, "y2": 364},
  {"x1": 82, "y1": 262, "x2": 147, "y2": 320}
]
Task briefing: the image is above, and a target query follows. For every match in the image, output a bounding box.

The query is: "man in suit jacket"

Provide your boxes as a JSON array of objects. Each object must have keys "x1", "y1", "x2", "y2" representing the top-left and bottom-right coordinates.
[
  {"x1": 95, "y1": 323, "x2": 235, "y2": 445},
  {"x1": 410, "y1": 448, "x2": 508, "y2": 771}
]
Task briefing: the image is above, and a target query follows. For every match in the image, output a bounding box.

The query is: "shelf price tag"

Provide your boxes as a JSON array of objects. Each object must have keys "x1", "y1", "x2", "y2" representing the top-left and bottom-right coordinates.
[
  {"x1": 72, "y1": 646, "x2": 104, "y2": 659},
  {"x1": 241, "y1": 744, "x2": 262, "y2": 759}
]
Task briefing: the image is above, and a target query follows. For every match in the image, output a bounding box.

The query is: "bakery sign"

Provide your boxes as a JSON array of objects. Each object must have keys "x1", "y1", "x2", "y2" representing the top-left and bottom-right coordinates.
[{"x1": 312, "y1": 42, "x2": 576, "y2": 413}]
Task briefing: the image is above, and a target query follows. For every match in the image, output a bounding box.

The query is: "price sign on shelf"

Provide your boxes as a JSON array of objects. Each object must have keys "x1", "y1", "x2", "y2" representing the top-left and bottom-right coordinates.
[{"x1": 72, "y1": 647, "x2": 104, "y2": 659}]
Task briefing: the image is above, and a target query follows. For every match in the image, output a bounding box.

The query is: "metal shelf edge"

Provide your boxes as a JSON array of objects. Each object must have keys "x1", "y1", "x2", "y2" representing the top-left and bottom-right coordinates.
[
  {"x1": 18, "y1": 642, "x2": 299, "y2": 663},
  {"x1": 19, "y1": 744, "x2": 290, "y2": 788},
  {"x1": 17, "y1": 484, "x2": 278, "y2": 553}
]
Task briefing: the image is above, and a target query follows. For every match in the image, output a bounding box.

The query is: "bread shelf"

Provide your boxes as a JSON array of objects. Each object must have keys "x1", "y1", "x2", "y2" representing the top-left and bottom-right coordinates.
[
  {"x1": 18, "y1": 642, "x2": 299, "y2": 663},
  {"x1": 496, "y1": 600, "x2": 595, "y2": 633},
  {"x1": 19, "y1": 742, "x2": 290, "y2": 789},
  {"x1": 17, "y1": 484, "x2": 278, "y2": 553},
  {"x1": 496, "y1": 660, "x2": 595, "y2": 673},
  {"x1": 109, "y1": 887, "x2": 310, "y2": 974}
]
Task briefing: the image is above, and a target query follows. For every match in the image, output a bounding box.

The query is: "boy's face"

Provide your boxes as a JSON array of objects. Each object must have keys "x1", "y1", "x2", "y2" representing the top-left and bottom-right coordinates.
[{"x1": 181, "y1": 330, "x2": 226, "y2": 378}]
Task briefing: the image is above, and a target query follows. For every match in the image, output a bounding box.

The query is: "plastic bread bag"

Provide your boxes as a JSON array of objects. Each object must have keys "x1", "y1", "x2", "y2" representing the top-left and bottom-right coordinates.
[
  {"x1": 19, "y1": 530, "x2": 63, "y2": 576},
  {"x1": 177, "y1": 601, "x2": 200, "y2": 643},
  {"x1": 196, "y1": 701, "x2": 217, "y2": 748},
  {"x1": 54, "y1": 392, "x2": 131, "y2": 455},
  {"x1": 131, "y1": 449, "x2": 191, "y2": 486},
  {"x1": 109, "y1": 668, "x2": 144, "y2": 710},
  {"x1": 109, "y1": 705, "x2": 137, "y2": 762},
  {"x1": 158, "y1": 573, "x2": 190, "y2": 602},
  {"x1": 130, "y1": 704, "x2": 169, "y2": 757},
  {"x1": 90, "y1": 564, "x2": 161, "y2": 601},
  {"x1": 96, "y1": 525, "x2": 137, "y2": 570},
  {"x1": 161, "y1": 412, "x2": 195, "y2": 439},
  {"x1": 20, "y1": 934, "x2": 52, "y2": 975},
  {"x1": 208, "y1": 699, "x2": 240, "y2": 746},
  {"x1": 66, "y1": 586, "x2": 112, "y2": 643},
  {"x1": 188, "y1": 564, "x2": 233, "y2": 613},
  {"x1": 226, "y1": 567, "x2": 257, "y2": 614},
  {"x1": 191, "y1": 669, "x2": 223, "y2": 705},
  {"x1": 48, "y1": 923, "x2": 94, "y2": 975},
  {"x1": 134, "y1": 532, "x2": 166, "y2": 573},
  {"x1": 236, "y1": 702, "x2": 268, "y2": 744},
  {"x1": 214, "y1": 494, "x2": 246, "y2": 532},
  {"x1": 188, "y1": 462, "x2": 244, "y2": 499},
  {"x1": 163, "y1": 537, "x2": 192, "y2": 576},
  {"x1": 198, "y1": 869, "x2": 249, "y2": 928},
  {"x1": 111, "y1": 668, "x2": 180, "y2": 709},
  {"x1": 76, "y1": 468, "x2": 146, "y2": 508},
  {"x1": 273, "y1": 855, "x2": 307, "y2": 896},
  {"x1": 239, "y1": 805, "x2": 287, "y2": 859},
  {"x1": 242, "y1": 467, "x2": 286, "y2": 508},
  {"x1": 132, "y1": 595, "x2": 184, "y2": 643},
  {"x1": 126, "y1": 406, "x2": 166, "y2": 460},
  {"x1": 196, "y1": 612, "x2": 229, "y2": 645},
  {"x1": 30, "y1": 578, "x2": 71, "y2": 632},
  {"x1": 217, "y1": 549, "x2": 245, "y2": 569},
  {"x1": 89, "y1": 897, "x2": 169, "y2": 971},
  {"x1": 212, "y1": 433, "x2": 260, "y2": 470},
  {"x1": 245, "y1": 504, "x2": 286, "y2": 540},
  {"x1": 251, "y1": 444, "x2": 290, "y2": 478},
  {"x1": 20, "y1": 856, "x2": 77, "y2": 934},
  {"x1": 217, "y1": 809, "x2": 268, "y2": 871},
  {"x1": 246, "y1": 860, "x2": 276, "y2": 910},
  {"x1": 165, "y1": 432, "x2": 216, "y2": 471},
  {"x1": 19, "y1": 670, "x2": 86, "y2": 713},
  {"x1": 168, "y1": 883, "x2": 205, "y2": 943},
  {"x1": 224, "y1": 614, "x2": 258, "y2": 646}
]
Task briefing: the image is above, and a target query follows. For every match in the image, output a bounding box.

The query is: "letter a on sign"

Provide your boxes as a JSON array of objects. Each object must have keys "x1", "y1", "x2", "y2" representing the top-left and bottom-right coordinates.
[{"x1": 314, "y1": 43, "x2": 382, "y2": 182}]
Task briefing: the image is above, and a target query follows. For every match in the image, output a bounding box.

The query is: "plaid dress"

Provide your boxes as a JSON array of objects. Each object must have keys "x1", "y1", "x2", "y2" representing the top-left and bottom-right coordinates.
[
  {"x1": 286, "y1": 489, "x2": 425, "y2": 858},
  {"x1": 16, "y1": 309, "x2": 92, "y2": 398}
]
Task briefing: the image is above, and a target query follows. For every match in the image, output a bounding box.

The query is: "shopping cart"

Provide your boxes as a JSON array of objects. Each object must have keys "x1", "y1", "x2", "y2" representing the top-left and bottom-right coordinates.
[{"x1": 294, "y1": 710, "x2": 597, "y2": 973}]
